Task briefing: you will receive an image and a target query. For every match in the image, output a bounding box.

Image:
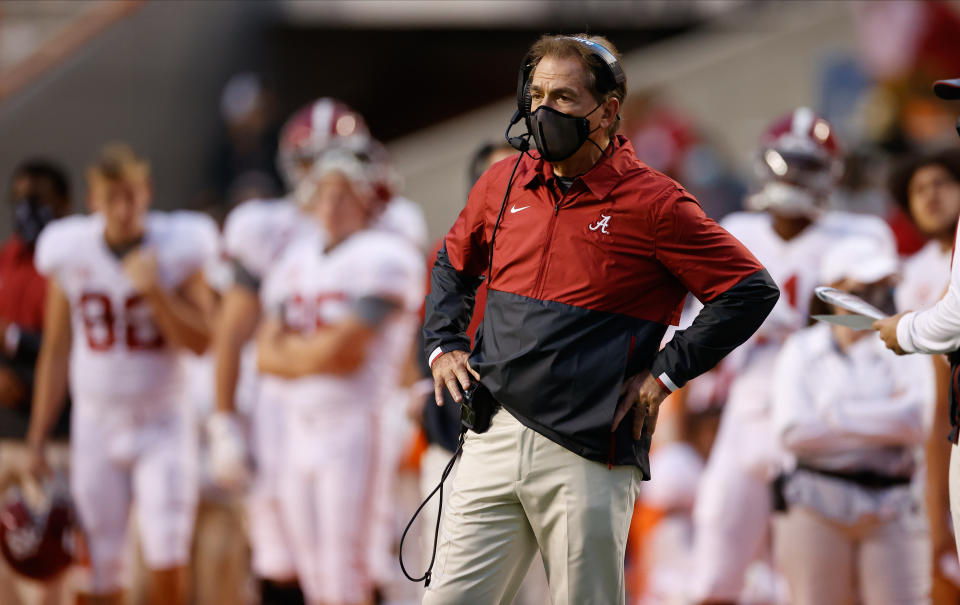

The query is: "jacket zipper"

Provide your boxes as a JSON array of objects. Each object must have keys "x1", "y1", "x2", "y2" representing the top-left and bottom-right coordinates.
[{"x1": 533, "y1": 188, "x2": 566, "y2": 298}]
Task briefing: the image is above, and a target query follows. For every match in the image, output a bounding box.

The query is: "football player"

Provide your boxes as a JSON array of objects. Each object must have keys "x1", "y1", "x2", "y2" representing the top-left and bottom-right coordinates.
[
  {"x1": 25, "y1": 144, "x2": 217, "y2": 605},
  {"x1": 256, "y1": 140, "x2": 423, "y2": 605},
  {"x1": 689, "y1": 109, "x2": 895, "y2": 604},
  {"x1": 208, "y1": 98, "x2": 426, "y2": 604}
]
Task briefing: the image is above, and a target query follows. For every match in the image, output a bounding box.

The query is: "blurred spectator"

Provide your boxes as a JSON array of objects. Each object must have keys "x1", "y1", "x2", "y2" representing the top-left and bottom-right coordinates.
[
  {"x1": 211, "y1": 72, "x2": 283, "y2": 210},
  {"x1": 620, "y1": 91, "x2": 745, "y2": 219},
  {"x1": 620, "y1": 92, "x2": 698, "y2": 179},
  {"x1": 0, "y1": 159, "x2": 71, "y2": 437},
  {"x1": 848, "y1": 1, "x2": 960, "y2": 153},
  {"x1": 890, "y1": 148, "x2": 960, "y2": 305},
  {"x1": 0, "y1": 158, "x2": 72, "y2": 605},
  {"x1": 468, "y1": 141, "x2": 517, "y2": 188}
]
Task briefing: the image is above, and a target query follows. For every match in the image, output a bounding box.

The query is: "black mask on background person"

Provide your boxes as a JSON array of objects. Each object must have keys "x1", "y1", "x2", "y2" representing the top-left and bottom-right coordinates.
[
  {"x1": 526, "y1": 102, "x2": 602, "y2": 163},
  {"x1": 13, "y1": 198, "x2": 55, "y2": 245}
]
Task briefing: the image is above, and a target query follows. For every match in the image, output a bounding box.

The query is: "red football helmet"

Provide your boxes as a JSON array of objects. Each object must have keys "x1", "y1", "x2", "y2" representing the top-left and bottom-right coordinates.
[
  {"x1": 0, "y1": 482, "x2": 77, "y2": 581},
  {"x1": 749, "y1": 107, "x2": 844, "y2": 215},
  {"x1": 277, "y1": 98, "x2": 370, "y2": 189},
  {"x1": 295, "y1": 135, "x2": 401, "y2": 209}
]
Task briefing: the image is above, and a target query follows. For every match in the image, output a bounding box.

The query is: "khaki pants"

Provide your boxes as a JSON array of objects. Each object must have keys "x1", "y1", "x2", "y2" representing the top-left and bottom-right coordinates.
[
  {"x1": 773, "y1": 505, "x2": 930, "y2": 605},
  {"x1": 422, "y1": 408, "x2": 641, "y2": 605}
]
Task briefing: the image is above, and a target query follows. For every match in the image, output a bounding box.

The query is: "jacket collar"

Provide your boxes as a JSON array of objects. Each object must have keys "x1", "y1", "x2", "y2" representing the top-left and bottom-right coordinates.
[{"x1": 518, "y1": 135, "x2": 638, "y2": 201}]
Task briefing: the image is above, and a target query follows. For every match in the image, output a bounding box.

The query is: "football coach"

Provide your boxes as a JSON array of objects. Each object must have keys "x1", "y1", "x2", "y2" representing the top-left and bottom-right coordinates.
[{"x1": 422, "y1": 34, "x2": 779, "y2": 605}]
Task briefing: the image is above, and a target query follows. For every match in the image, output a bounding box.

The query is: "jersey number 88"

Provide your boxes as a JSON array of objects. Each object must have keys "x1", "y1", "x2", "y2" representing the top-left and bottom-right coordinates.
[{"x1": 78, "y1": 292, "x2": 165, "y2": 351}]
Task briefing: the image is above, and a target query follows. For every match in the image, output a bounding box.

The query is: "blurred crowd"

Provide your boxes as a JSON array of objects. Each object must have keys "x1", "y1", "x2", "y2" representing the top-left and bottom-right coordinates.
[{"x1": 3, "y1": 3, "x2": 960, "y2": 605}]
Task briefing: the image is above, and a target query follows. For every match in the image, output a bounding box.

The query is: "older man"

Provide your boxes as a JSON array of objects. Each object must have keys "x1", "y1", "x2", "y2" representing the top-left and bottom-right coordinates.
[{"x1": 422, "y1": 34, "x2": 779, "y2": 605}]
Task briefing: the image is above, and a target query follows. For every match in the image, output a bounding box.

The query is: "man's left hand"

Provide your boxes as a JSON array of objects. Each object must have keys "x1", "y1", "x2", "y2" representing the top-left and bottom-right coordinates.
[
  {"x1": 122, "y1": 247, "x2": 159, "y2": 294},
  {"x1": 613, "y1": 370, "x2": 669, "y2": 439},
  {"x1": 873, "y1": 312, "x2": 907, "y2": 355}
]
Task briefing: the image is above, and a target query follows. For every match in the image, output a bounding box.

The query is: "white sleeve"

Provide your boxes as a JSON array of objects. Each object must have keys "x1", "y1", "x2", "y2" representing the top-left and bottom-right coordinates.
[
  {"x1": 222, "y1": 200, "x2": 282, "y2": 281},
  {"x1": 378, "y1": 197, "x2": 429, "y2": 250},
  {"x1": 163, "y1": 212, "x2": 220, "y2": 288},
  {"x1": 352, "y1": 241, "x2": 424, "y2": 312},
  {"x1": 34, "y1": 225, "x2": 60, "y2": 277},
  {"x1": 34, "y1": 217, "x2": 74, "y2": 278},
  {"x1": 897, "y1": 224, "x2": 960, "y2": 353},
  {"x1": 772, "y1": 334, "x2": 824, "y2": 451}
]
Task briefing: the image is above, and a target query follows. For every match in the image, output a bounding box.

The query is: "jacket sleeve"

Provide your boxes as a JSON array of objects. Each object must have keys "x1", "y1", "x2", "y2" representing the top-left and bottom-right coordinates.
[
  {"x1": 649, "y1": 190, "x2": 779, "y2": 390},
  {"x1": 422, "y1": 175, "x2": 491, "y2": 365}
]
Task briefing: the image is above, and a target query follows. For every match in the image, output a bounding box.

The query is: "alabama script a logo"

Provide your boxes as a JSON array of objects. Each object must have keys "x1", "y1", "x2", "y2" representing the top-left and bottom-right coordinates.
[{"x1": 588, "y1": 214, "x2": 611, "y2": 235}]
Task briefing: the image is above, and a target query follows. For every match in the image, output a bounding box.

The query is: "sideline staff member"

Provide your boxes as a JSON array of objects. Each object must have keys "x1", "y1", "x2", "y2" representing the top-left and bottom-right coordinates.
[
  {"x1": 422, "y1": 34, "x2": 779, "y2": 604},
  {"x1": 875, "y1": 77, "x2": 960, "y2": 561}
]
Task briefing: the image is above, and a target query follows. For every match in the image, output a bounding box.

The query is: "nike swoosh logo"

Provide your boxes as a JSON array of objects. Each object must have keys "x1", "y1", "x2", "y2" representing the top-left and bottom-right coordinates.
[{"x1": 510, "y1": 205, "x2": 530, "y2": 214}]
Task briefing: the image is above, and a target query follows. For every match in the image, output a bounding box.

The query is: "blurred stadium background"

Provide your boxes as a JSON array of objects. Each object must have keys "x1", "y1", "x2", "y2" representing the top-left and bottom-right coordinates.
[{"x1": 4, "y1": 0, "x2": 956, "y2": 238}]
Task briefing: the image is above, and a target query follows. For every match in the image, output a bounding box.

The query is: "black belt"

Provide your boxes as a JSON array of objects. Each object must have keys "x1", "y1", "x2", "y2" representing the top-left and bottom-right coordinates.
[{"x1": 796, "y1": 463, "x2": 912, "y2": 489}]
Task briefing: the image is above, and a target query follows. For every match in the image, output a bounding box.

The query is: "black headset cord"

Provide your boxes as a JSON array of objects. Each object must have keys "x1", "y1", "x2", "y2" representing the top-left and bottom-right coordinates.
[
  {"x1": 486, "y1": 151, "x2": 526, "y2": 275},
  {"x1": 399, "y1": 153, "x2": 525, "y2": 589},
  {"x1": 398, "y1": 429, "x2": 465, "y2": 587}
]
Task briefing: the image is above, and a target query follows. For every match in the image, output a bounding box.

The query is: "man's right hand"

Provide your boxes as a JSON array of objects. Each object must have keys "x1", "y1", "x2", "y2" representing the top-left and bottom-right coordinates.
[{"x1": 431, "y1": 350, "x2": 479, "y2": 406}]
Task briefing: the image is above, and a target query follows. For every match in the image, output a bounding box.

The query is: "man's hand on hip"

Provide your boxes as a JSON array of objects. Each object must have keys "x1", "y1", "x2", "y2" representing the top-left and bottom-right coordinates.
[
  {"x1": 431, "y1": 350, "x2": 479, "y2": 406},
  {"x1": 873, "y1": 312, "x2": 907, "y2": 355},
  {"x1": 613, "y1": 370, "x2": 669, "y2": 439}
]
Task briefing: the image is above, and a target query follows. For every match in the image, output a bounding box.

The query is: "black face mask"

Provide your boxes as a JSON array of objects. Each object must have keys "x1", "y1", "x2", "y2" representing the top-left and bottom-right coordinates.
[
  {"x1": 526, "y1": 103, "x2": 602, "y2": 163},
  {"x1": 12, "y1": 198, "x2": 55, "y2": 245}
]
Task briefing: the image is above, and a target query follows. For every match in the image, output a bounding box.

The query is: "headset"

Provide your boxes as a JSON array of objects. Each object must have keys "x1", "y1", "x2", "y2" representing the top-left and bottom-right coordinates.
[{"x1": 506, "y1": 36, "x2": 627, "y2": 152}]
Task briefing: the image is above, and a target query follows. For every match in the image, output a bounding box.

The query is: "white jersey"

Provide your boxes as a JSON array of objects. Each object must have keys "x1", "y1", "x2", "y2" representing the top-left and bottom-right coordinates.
[
  {"x1": 223, "y1": 197, "x2": 311, "y2": 283},
  {"x1": 721, "y1": 211, "x2": 894, "y2": 348},
  {"x1": 896, "y1": 239, "x2": 951, "y2": 313},
  {"x1": 35, "y1": 211, "x2": 218, "y2": 403},
  {"x1": 261, "y1": 229, "x2": 424, "y2": 412},
  {"x1": 376, "y1": 195, "x2": 428, "y2": 250}
]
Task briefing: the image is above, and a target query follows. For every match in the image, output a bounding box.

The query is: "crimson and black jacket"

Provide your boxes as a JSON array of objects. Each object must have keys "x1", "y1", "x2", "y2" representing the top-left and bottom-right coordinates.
[{"x1": 424, "y1": 136, "x2": 778, "y2": 476}]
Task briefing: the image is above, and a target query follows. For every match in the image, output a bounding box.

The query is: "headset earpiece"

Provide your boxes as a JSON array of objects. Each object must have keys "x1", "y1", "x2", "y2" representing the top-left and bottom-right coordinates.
[
  {"x1": 516, "y1": 52, "x2": 534, "y2": 117},
  {"x1": 521, "y1": 80, "x2": 532, "y2": 116}
]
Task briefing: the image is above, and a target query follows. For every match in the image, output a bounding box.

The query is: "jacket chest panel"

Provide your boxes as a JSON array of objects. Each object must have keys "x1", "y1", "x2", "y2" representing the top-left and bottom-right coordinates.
[{"x1": 489, "y1": 187, "x2": 665, "y2": 311}]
